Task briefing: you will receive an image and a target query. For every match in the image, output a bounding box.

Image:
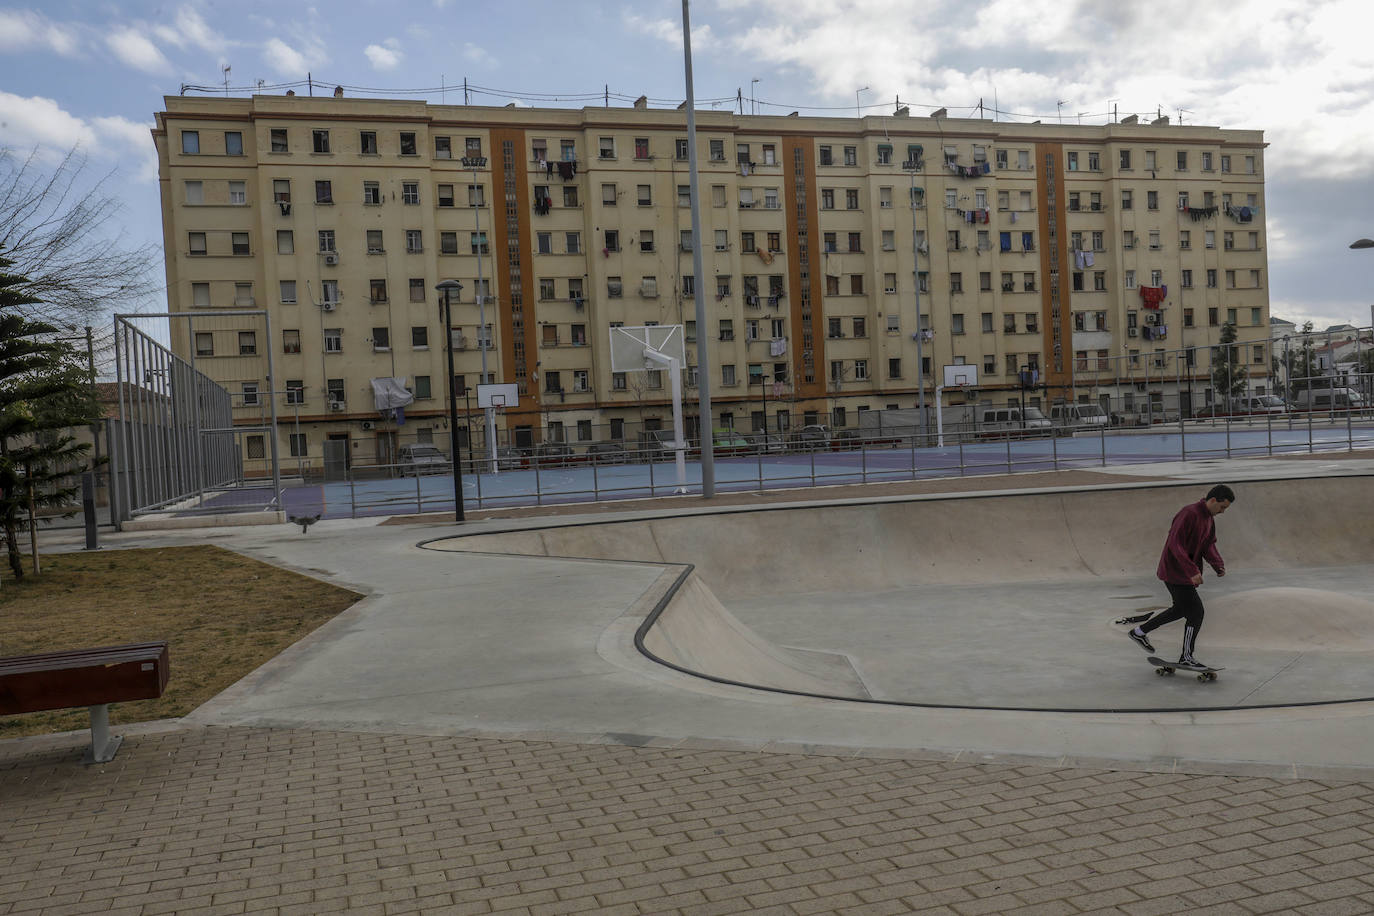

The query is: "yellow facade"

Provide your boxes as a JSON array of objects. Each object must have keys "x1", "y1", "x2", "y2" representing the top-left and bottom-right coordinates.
[{"x1": 152, "y1": 95, "x2": 1270, "y2": 463}]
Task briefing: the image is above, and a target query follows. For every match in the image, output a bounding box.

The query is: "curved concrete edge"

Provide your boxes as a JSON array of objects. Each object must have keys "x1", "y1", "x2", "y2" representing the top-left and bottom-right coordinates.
[{"x1": 637, "y1": 569, "x2": 873, "y2": 700}]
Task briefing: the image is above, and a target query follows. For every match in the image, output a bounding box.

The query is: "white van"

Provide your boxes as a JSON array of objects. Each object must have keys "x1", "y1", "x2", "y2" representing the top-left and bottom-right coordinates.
[
  {"x1": 1292, "y1": 387, "x2": 1366, "y2": 410},
  {"x1": 979, "y1": 406, "x2": 1051, "y2": 435},
  {"x1": 1049, "y1": 404, "x2": 1109, "y2": 429}
]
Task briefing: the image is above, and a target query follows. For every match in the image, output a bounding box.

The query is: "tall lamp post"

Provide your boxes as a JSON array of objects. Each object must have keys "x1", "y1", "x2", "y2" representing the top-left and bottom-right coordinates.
[
  {"x1": 463, "y1": 154, "x2": 497, "y2": 472},
  {"x1": 902, "y1": 157, "x2": 927, "y2": 441},
  {"x1": 435, "y1": 279, "x2": 466, "y2": 522}
]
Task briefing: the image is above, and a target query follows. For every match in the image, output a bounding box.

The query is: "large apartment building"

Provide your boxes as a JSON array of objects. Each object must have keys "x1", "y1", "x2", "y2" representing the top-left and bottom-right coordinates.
[{"x1": 152, "y1": 93, "x2": 1270, "y2": 464}]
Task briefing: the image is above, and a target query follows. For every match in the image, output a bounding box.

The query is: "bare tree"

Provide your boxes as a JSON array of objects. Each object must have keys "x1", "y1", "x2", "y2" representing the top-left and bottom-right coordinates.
[{"x1": 0, "y1": 147, "x2": 161, "y2": 339}]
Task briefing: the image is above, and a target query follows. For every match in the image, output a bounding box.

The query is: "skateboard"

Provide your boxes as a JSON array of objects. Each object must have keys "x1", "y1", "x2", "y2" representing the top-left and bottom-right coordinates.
[{"x1": 1146, "y1": 656, "x2": 1223, "y2": 682}]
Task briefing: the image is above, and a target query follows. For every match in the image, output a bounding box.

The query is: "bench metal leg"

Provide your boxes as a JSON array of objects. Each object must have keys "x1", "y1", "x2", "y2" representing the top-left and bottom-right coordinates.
[{"x1": 83, "y1": 704, "x2": 123, "y2": 764}]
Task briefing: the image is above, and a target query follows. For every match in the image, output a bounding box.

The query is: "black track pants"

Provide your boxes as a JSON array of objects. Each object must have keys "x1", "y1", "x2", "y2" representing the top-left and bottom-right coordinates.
[{"x1": 1139, "y1": 583, "x2": 1204, "y2": 657}]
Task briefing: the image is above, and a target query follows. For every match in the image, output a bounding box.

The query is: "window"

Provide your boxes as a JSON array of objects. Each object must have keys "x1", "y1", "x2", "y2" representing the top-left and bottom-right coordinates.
[
  {"x1": 850, "y1": 274, "x2": 865, "y2": 295},
  {"x1": 409, "y1": 279, "x2": 426, "y2": 302},
  {"x1": 228, "y1": 180, "x2": 246, "y2": 205},
  {"x1": 949, "y1": 273, "x2": 962, "y2": 293},
  {"x1": 370, "y1": 279, "x2": 389, "y2": 303},
  {"x1": 237, "y1": 330, "x2": 257, "y2": 356},
  {"x1": 601, "y1": 183, "x2": 617, "y2": 207},
  {"x1": 432, "y1": 135, "x2": 452, "y2": 160},
  {"x1": 270, "y1": 230, "x2": 292, "y2": 256},
  {"x1": 1119, "y1": 149, "x2": 1131, "y2": 170},
  {"x1": 1148, "y1": 230, "x2": 1161, "y2": 250},
  {"x1": 634, "y1": 137, "x2": 649, "y2": 160},
  {"x1": 470, "y1": 232, "x2": 488, "y2": 255},
  {"x1": 181, "y1": 130, "x2": 199, "y2": 154},
  {"x1": 1094, "y1": 271, "x2": 1106, "y2": 291},
  {"x1": 1177, "y1": 150, "x2": 1187, "y2": 170},
  {"x1": 675, "y1": 138, "x2": 689, "y2": 160},
  {"x1": 1088, "y1": 151, "x2": 1100, "y2": 171},
  {"x1": 406, "y1": 230, "x2": 423, "y2": 253},
  {"x1": 1178, "y1": 191, "x2": 1189, "y2": 210},
  {"x1": 1146, "y1": 190, "x2": 1158, "y2": 210},
  {"x1": 709, "y1": 139, "x2": 725, "y2": 161},
  {"x1": 853, "y1": 317, "x2": 866, "y2": 338},
  {"x1": 888, "y1": 358, "x2": 902, "y2": 379},
  {"x1": 821, "y1": 188, "x2": 834, "y2": 210},
  {"x1": 272, "y1": 179, "x2": 290, "y2": 203},
  {"x1": 1067, "y1": 151, "x2": 1079, "y2": 171},
  {"x1": 436, "y1": 184, "x2": 454, "y2": 207},
  {"x1": 854, "y1": 359, "x2": 868, "y2": 380},
  {"x1": 371, "y1": 327, "x2": 390, "y2": 351},
  {"x1": 402, "y1": 182, "x2": 419, "y2": 205},
  {"x1": 440, "y1": 232, "x2": 459, "y2": 255},
  {"x1": 639, "y1": 230, "x2": 654, "y2": 252},
  {"x1": 637, "y1": 184, "x2": 652, "y2": 206},
  {"x1": 231, "y1": 232, "x2": 250, "y2": 256},
  {"x1": 721, "y1": 364, "x2": 736, "y2": 386},
  {"x1": 352, "y1": 130, "x2": 376, "y2": 155},
  {"x1": 362, "y1": 181, "x2": 381, "y2": 205},
  {"x1": 193, "y1": 331, "x2": 214, "y2": 356},
  {"x1": 280, "y1": 280, "x2": 297, "y2": 304},
  {"x1": 607, "y1": 276, "x2": 622, "y2": 298},
  {"x1": 270, "y1": 129, "x2": 288, "y2": 152},
  {"x1": 315, "y1": 180, "x2": 333, "y2": 204},
  {"x1": 844, "y1": 146, "x2": 857, "y2": 166},
  {"x1": 848, "y1": 232, "x2": 861, "y2": 252},
  {"x1": 312, "y1": 129, "x2": 330, "y2": 153},
  {"x1": 818, "y1": 145, "x2": 832, "y2": 166},
  {"x1": 1220, "y1": 154, "x2": 1232, "y2": 173},
  {"x1": 846, "y1": 189, "x2": 859, "y2": 210},
  {"x1": 469, "y1": 184, "x2": 486, "y2": 207},
  {"x1": 399, "y1": 132, "x2": 417, "y2": 156},
  {"x1": 1206, "y1": 269, "x2": 1217, "y2": 288}
]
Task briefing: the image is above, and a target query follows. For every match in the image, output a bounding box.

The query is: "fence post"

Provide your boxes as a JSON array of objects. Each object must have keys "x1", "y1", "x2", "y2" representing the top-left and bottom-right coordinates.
[{"x1": 82, "y1": 472, "x2": 99, "y2": 551}]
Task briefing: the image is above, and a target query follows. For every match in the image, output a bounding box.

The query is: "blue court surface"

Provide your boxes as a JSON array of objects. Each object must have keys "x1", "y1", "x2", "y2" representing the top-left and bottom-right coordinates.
[{"x1": 254, "y1": 422, "x2": 1374, "y2": 520}]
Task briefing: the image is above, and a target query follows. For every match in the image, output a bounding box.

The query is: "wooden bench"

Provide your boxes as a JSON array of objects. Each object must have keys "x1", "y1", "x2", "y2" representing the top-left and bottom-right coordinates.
[{"x1": 0, "y1": 642, "x2": 170, "y2": 763}]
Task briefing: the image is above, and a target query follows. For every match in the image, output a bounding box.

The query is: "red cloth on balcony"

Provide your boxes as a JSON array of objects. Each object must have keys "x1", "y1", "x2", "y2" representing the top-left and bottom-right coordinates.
[{"x1": 1139, "y1": 285, "x2": 1167, "y2": 308}]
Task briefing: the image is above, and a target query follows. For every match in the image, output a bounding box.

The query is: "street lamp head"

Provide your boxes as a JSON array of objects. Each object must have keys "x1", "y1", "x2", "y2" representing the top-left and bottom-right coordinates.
[
  {"x1": 460, "y1": 156, "x2": 487, "y2": 168},
  {"x1": 1350, "y1": 238, "x2": 1374, "y2": 249},
  {"x1": 435, "y1": 279, "x2": 463, "y2": 294}
]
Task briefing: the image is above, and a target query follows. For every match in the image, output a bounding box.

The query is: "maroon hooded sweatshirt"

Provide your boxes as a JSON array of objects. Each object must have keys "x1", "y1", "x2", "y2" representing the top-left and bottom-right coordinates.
[{"x1": 1157, "y1": 499, "x2": 1225, "y2": 585}]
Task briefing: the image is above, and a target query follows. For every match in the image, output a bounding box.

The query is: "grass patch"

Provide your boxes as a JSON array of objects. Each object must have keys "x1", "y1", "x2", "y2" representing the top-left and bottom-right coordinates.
[{"x1": 0, "y1": 545, "x2": 362, "y2": 739}]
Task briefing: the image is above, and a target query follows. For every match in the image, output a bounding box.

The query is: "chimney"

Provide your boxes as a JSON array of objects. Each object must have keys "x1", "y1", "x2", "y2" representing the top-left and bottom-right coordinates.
[
  {"x1": 633, "y1": 95, "x2": 648, "y2": 110},
  {"x1": 895, "y1": 106, "x2": 909, "y2": 117},
  {"x1": 1121, "y1": 114, "x2": 1138, "y2": 125},
  {"x1": 1151, "y1": 115, "x2": 1170, "y2": 126},
  {"x1": 286, "y1": 89, "x2": 295, "y2": 96},
  {"x1": 931, "y1": 107, "x2": 947, "y2": 119},
  {"x1": 333, "y1": 86, "x2": 344, "y2": 98}
]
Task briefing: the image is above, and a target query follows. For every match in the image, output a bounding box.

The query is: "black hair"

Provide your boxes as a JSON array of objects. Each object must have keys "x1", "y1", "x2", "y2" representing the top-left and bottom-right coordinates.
[{"x1": 1207, "y1": 484, "x2": 1236, "y2": 503}]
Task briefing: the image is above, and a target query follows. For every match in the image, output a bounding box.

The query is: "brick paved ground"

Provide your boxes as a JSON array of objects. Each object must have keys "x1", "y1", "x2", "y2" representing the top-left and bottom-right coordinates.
[{"x1": 4, "y1": 726, "x2": 1374, "y2": 915}]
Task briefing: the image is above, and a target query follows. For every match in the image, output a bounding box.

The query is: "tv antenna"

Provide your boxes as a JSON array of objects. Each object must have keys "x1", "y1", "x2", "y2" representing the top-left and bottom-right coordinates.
[
  {"x1": 1056, "y1": 100, "x2": 1069, "y2": 122},
  {"x1": 222, "y1": 65, "x2": 231, "y2": 96}
]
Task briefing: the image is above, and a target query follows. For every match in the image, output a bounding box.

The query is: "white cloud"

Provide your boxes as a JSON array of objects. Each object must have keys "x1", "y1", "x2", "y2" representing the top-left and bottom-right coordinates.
[
  {"x1": 0, "y1": 9, "x2": 81, "y2": 56},
  {"x1": 624, "y1": 12, "x2": 713, "y2": 49},
  {"x1": 152, "y1": 6, "x2": 224, "y2": 53},
  {"x1": 262, "y1": 36, "x2": 328, "y2": 77},
  {"x1": 0, "y1": 93, "x2": 157, "y2": 182},
  {"x1": 105, "y1": 27, "x2": 172, "y2": 74},
  {"x1": 364, "y1": 38, "x2": 402, "y2": 71},
  {"x1": 463, "y1": 42, "x2": 495, "y2": 67}
]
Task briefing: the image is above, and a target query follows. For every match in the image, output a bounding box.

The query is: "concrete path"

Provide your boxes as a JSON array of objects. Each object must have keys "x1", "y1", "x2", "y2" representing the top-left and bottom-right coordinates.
[{"x1": 4, "y1": 455, "x2": 1374, "y2": 914}]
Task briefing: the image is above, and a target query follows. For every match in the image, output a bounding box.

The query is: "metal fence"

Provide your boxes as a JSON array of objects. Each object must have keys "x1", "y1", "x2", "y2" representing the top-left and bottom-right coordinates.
[{"x1": 112, "y1": 312, "x2": 280, "y2": 521}]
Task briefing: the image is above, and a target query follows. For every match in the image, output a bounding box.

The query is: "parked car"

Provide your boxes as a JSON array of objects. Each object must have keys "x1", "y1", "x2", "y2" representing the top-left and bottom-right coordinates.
[
  {"x1": 713, "y1": 428, "x2": 750, "y2": 448},
  {"x1": 745, "y1": 432, "x2": 786, "y2": 454},
  {"x1": 534, "y1": 441, "x2": 575, "y2": 465},
  {"x1": 1049, "y1": 403, "x2": 1109, "y2": 428},
  {"x1": 585, "y1": 442, "x2": 628, "y2": 465},
  {"x1": 496, "y1": 446, "x2": 527, "y2": 470},
  {"x1": 790, "y1": 424, "x2": 832, "y2": 449},
  {"x1": 397, "y1": 444, "x2": 450, "y2": 476},
  {"x1": 1291, "y1": 387, "x2": 1366, "y2": 410}
]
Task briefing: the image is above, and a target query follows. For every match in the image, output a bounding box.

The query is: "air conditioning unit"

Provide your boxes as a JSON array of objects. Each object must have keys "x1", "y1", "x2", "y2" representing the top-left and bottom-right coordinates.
[
  {"x1": 323, "y1": 252, "x2": 340, "y2": 266},
  {"x1": 360, "y1": 421, "x2": 374, "y2": 430},
  {"x1": 322, "y1": 301, "x2": 337, "y2": 311},
  {"x1": 1128, "y1": 327, "x2": 1139, "y2": 337},
  {"x1": 329, "y1": 401, "x2": 345, "y2": 412},
  {"x1": 1145, "y1": 313, "x2": 1159, "y2": 325}
]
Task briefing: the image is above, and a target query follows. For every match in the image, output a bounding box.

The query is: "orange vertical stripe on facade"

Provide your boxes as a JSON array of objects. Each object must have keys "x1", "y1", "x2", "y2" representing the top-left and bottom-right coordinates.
[
  {"x1": 781, "y1": 138, "x2": 826, "y2": 401},
  {"x1": 1034, "y1": 142, "x2": 1073, "y2": 392},
  {"x1": 489, "y1": 127, "x2": 540, "y2": 426}
]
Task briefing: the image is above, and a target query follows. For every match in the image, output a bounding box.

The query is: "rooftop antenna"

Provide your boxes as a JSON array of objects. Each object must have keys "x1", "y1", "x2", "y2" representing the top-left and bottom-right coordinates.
[
  {"x1": 441, "y1": 74, "x2": 445, "y2": 104},
  {"x1": 1107, "y1": 98, "x2": 1118, "y2": 123},
  {"x1": 1077, "y1": 110, "x2": 1088, "y2": 124},
  {"x1": 1177, "y1": 107, "x2": 1192, "y2": 126},
  {"x1": 751, "y1": 78, "x2": 759, "y2": 115},
  {"x1": 856, "y1": 85, "x2": 870, "y2": 120},
  {"x1": 1056, "y1": 99, "x2": 1068, "y2": 122},
  {"x1": 222, "y1": 65, "x2": 231, "y2": 97}
]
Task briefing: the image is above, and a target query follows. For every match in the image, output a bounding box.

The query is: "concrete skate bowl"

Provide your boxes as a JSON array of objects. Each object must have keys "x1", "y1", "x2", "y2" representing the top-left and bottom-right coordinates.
[{"x1": 430, "y1": 475, "x2": 1374, "y2": 712}]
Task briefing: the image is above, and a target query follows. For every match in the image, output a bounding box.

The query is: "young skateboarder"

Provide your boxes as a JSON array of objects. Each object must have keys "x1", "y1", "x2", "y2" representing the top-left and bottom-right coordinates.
[{"x1": 1127, "y1": 484, "x2": 1235, "y2": 668}]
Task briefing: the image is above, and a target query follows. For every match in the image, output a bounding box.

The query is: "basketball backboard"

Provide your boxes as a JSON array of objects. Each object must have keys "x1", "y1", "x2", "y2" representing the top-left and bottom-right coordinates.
[
  {"x1": 477, "y1": 382, "x2": 519, "y2": 408},
  {"x1": 942, "y1": 364, "x2": 979, "y2": 388},
  {"x1": 609, "y1": 325, "x2": 686, "y2": 373}
]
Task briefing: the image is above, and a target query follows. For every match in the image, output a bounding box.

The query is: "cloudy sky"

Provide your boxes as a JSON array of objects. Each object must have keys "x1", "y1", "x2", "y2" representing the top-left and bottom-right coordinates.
[{"x1": 2, "y1": 0, "x2": 1373, "y2": 330}]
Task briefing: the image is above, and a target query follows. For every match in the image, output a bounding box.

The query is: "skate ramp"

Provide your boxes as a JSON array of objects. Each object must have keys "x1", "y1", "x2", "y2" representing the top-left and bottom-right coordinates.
[
  {"x1": 640, "y1": 572, "x2": 871, "y2": 699},
  {"x1": 433, "y1": 476, "x2": 1374, "y2": 709},
  {"x1": 1205, "y1": 588, "x2": 1374, "y2": 652}
]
